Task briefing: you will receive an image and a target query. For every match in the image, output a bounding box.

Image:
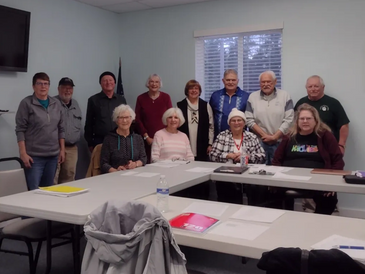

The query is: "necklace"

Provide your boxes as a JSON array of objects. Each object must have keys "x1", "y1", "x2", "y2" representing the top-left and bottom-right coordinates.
[{"x1": 233, "y1": 133, "x2": 244, "y2": 151}]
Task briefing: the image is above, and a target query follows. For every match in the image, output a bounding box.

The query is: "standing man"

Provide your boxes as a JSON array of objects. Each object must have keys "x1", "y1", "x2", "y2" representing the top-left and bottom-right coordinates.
[
  {"x1": 246, "y1": 71, "x2": 294, "y2": 164},
  {"x1": 54, "y1": 77, "x2": 82, "y2": 184},
  {"x1": 295, "y1": 75, "x2": 349, "y2": 154},
  {"x1": 209, "y1": 69, "x2": 250, "y2": 137},
  {"x1": 84, "y1": 71, "x2": 126, "y2": 152}
]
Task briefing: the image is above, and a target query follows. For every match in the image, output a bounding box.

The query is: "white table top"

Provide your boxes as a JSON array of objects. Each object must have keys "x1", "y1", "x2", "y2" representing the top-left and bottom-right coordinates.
[
  {"x1": 211, "y1": 166, "x2": 365, "y2": 194},
  {"x1": 0, "y1": 162, "x2": 214, "y2": 224},
  {"x1": 0, "y1": 161, "x2": 364, "y2": 226},
  {"x1": 139, "y1": 195, "x2": 365, "y2": 259}
]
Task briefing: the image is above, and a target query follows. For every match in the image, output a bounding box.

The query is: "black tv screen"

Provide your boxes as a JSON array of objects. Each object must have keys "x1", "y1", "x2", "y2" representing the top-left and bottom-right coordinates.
[{"x1": 0, "y1": 5, "x2": 30, "y2": 72}]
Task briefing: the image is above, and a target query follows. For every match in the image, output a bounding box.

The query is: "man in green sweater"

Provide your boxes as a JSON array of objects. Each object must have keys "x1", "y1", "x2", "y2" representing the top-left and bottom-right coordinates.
[{"x1": 295, "y1": 75, "x2": 349, "y2": 155}]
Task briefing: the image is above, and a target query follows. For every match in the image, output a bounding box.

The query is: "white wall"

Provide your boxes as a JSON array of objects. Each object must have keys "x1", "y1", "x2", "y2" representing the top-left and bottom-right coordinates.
[
  {"x1": 118, "y1": 0, "x2": 365, "y2": 209},
  {"x1": 0, "y1": 0, "x2": 120, "y2": 177}
]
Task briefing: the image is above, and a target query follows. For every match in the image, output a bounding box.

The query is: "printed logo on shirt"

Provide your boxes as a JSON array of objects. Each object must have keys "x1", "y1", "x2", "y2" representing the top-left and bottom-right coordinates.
[
  {"x1": 291, "y1": 145, "x2": 319, "y2": 153},
  {"x1": 320, "y1": 105, "x2": 329, "y2": 112}
]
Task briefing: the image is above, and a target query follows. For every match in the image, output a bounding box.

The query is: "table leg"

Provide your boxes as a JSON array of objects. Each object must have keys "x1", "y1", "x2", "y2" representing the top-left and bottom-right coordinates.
[
  {"x1": 73, "y1": 225, "x2": 81, "y2": 274},
  {"x1": 45, "y1": 220, "x2": 52, "y2": 274}
]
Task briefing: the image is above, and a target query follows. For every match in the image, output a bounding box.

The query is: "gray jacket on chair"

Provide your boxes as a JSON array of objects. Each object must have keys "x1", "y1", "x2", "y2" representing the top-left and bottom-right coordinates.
[{"x1": 81, "y1": 200, "x2": 188, "y2": 274}]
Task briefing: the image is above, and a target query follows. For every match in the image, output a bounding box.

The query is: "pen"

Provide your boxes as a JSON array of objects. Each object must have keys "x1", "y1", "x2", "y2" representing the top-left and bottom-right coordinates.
[{"x1": 336, "y1": 245, "x2": 365, "y2": 250}]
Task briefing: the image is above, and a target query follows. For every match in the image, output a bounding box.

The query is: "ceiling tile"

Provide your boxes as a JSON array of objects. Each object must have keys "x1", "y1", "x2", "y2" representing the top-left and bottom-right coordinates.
[
  {"x1": 102, "y1": 1, "x2": 151, "y2": 13},
  {"x1": 77, "y1": 0, "x2": 133, "y2": 8},
  {"x1": 137, "y1": 0, "x2": 208, "y2": 8}
]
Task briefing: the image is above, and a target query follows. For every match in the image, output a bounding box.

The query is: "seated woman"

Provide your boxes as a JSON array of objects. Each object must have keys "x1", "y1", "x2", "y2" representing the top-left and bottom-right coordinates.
[
  {"x1": 151, "y1": 107, "x2": 194, "y2": 162},
  {"x1": 100, "y1": 104, "x2": 147, "y2": 173},
  {"x1": 210, "y1": 108, "x2": 266, "y2": 204},
  {"x1": 271, "y1": 103, "x2": 344, "y2": 215}
]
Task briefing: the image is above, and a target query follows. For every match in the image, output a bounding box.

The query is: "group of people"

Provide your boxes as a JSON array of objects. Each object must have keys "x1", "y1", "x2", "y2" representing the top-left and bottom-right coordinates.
[{"x1": 15, "y1": 69, "x2": 350, "y2": 215}]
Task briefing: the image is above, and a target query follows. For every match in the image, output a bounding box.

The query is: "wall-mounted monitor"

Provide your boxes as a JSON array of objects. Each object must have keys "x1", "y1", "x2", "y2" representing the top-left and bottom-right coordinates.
[{"x1": 0, "y1": 5, "x2": 31, "y2": 72}]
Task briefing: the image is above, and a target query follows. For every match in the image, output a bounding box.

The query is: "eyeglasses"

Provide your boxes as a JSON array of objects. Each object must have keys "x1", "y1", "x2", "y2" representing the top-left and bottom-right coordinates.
[
  {"x1": 299, "y1": 117, "x2": 314, "y2": 121},
  {"x1": 117, "y1": 116, "x2": 131, "y2": 120},
  {"x1": 35, "y1": 82, "x2": 50, "y2": 87}
]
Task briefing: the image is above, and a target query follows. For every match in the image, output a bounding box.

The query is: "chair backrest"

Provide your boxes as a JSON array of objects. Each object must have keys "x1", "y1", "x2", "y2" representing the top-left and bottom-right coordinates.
[
  {"x1": 86, "y1": 144, "x2": 102, "y2": 177},
  {"x1": 0, "y1": 158, "x2": 28, "y2": 222}
]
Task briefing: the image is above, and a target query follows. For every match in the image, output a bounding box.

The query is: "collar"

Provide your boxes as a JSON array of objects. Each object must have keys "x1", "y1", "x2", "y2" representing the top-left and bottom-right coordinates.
[
  {"x1": 100, "y1": 91, "x2": 116, "y2": 99},
  {"x1": 32, "y1": 93, "x2": 53, "y2": 106},
  {"x1": 224, "y1": 87, "x2": 239, "y2": 96}
]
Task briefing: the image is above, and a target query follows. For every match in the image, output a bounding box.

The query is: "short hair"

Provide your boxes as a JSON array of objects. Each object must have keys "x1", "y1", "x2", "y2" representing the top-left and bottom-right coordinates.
[
  {"x1": 32, "y1": 72, "x2": 50, "y2": 86},
  {"x1": 306, "y1": 75, "x2": 325, "y2": 86},
  {"x1": 289, "y1": 103, "x2": 331, "y2": 138},
  {"x1": 145, "y1": 74, "x2": 163, "y2": 88},
  {"x1": 259, "y1": 70, "x2": 277, "y2": 81},
  {"x1": 162, "y1": 107, "x2": 185, "y2": 127},
  {"x1": 112, "y1": 104, "x2": 136, "y2": 123},
  {"x1": 223, "y1": 69, "x2": 238, "y2": 78},
  {"x1": 184, "y1": 79, "x2": 202, "y2": 96}
]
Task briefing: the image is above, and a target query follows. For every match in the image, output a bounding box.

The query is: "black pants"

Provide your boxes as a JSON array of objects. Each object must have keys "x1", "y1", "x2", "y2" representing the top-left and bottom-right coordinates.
[{"x1": 269, "y1": 188, "x2": 338, "y2": 215}]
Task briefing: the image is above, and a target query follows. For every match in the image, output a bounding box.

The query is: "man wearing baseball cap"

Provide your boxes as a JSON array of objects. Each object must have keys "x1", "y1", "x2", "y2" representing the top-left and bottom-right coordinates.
[
  {"x1": 54, "y1": 77, "x2": 82, "y2": 183},
  {"x1": 84, "y1": 71, "x2": 126, "y2": 152}
]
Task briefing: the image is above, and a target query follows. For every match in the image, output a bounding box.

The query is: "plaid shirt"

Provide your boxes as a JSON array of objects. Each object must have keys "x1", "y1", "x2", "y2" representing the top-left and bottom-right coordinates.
[{"x1": 209, "y1": 129, "x2": 265, "y2": 164}]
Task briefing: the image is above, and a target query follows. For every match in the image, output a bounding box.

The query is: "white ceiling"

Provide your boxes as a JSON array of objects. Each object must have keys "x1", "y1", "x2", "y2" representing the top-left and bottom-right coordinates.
[{"x1": 75, "y1": 0, "x2": 215, "y2": 14}]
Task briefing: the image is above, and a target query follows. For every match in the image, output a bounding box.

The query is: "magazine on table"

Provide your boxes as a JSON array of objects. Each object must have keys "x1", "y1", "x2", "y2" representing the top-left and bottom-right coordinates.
[{"x1": 169, "y1": 212, "x2": 220, "y2": 233}]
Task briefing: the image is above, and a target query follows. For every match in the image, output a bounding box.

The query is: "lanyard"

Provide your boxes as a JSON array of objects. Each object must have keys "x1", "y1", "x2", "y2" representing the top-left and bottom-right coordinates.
[
  {"x1": 118, "y1": 135, "x2": 134, "y2": 160},
  {"x1": 233, "y1": 133, "x2": 244, "y2": 151}
]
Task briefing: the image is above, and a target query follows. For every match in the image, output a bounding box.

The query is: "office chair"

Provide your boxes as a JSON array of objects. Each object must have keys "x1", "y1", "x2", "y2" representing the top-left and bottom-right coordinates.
[{"x1": 0, "y1": 157, "x2": 76, "y2": 274}]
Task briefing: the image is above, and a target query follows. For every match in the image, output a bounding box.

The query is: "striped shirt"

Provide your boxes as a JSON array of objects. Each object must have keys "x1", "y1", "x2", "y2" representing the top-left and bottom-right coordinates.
[{"x1": 151, "y1": 129, "x2": 194, "y2": 162}]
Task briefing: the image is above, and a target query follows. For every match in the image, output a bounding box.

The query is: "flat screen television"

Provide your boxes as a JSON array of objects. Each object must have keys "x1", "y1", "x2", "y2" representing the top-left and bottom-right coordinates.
[{"x1": 0, "y1": 5, "x2": 31, "y2": 72}]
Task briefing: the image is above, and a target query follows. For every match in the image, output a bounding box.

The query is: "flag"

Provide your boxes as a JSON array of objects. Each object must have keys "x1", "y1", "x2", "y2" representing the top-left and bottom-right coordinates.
[{"x1": 117, "y1": 57, "x2": 124, "y2": 96}]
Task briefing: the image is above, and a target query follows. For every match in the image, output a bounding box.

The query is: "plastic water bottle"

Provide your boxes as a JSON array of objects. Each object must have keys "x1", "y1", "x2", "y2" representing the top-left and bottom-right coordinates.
[
  {"x1": 240, "y1": 145, "x2": 248, "y2": 167},
  {"x1": 156, "y1": 175, "x2": 169, "y2": 212}
]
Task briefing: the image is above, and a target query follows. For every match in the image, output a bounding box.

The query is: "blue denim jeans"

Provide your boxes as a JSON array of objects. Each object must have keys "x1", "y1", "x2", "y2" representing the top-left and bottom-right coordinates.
[
  {"x1": 24, "y1": 156, "x2": 58, "y2": 190},
  {"x1": 261, "y1": 142, "x2": 280, "y2": 165}
]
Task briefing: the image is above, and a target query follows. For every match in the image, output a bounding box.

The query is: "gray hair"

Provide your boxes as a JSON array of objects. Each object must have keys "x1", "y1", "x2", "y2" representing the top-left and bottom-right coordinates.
[
  {"x1": 259, "y1": 70, "x2": 277, "y2": 81},
  {"x1": 112, "y1": 104, "x2": 136, "y2": 123},
  {"x1": 306, "y1": 75, "x2": 325, "y2": 86},
  {"x1": 162, "y1": 107, "x2": 185, "y2": 127},
  {"x1": 223, "y1": 69, "x2": 238, "y2": 78},
  {"x1": 145, "y1": 74, "x2": 163, "y2": 88}
]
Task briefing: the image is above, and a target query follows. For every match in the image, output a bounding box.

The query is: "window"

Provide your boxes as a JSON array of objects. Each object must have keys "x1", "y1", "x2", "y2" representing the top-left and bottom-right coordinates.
[{"x1": 195, "y1": 30, "x2": 282, "y2": 101}]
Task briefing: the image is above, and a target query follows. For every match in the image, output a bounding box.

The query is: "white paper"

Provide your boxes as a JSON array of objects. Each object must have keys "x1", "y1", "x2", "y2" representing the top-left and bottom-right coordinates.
[
  {"x1": 148, "y1": 162, "x2": 181, "y2": 168},
  {"x1": 183, "y1": 202, "x2": 228, "y2": 217},
  {"x1": 135, "y1": 172, "x2": 160, "y2": 178},
  {"x1": 208, "y1": 221, "x2": 269, "y2": 241},
  {"x1": 248, "y1": 166, "x2": 293, "y2": 175},
  {"x1": 272, "y1": 172, "x2": 311, "y2": 181},
  {"x1": 312, "y1": 234, "x2": 365, "y2": 263},
  {"x1": 230, "y1": 206, "x2": 285, "y2": 223},
  {"x1": 120, "y1": 171, "x2": 139, "y2": 176},
  {"x1": 186, "y1": 167, "x2": 216, "y2": 173}
]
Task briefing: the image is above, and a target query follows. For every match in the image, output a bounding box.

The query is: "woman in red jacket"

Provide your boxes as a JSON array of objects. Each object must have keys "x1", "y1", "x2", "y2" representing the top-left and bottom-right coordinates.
[{"x1": 271, "y1": 103, "x2": 344, "y2": 214}]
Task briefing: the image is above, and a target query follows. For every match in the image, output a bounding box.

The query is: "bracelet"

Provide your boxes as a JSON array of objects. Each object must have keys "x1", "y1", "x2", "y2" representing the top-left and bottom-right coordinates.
[{"x1": 143, "y1": 135, "x2": 149, "y2": 141}]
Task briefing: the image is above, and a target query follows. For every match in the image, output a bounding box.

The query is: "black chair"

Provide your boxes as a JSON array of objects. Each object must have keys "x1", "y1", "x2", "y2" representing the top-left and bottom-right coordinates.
[{"x1": 0, "y1": 157, "x2": 76, "y2": 274}]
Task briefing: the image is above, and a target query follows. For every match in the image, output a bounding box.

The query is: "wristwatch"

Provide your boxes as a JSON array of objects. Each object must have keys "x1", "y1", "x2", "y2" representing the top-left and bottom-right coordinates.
[{"x1": 143, "y1": 135, "x2": 149, "y2": 141}]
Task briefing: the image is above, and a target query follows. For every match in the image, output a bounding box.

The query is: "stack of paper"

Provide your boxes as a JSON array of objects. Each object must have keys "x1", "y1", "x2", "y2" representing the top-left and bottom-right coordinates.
[
  {"x1": 230, "y1": 207, "x2": 285, "y2": 223},
  {"x1": 34, "y1": 185, "x2": 89, "y2": 197}
]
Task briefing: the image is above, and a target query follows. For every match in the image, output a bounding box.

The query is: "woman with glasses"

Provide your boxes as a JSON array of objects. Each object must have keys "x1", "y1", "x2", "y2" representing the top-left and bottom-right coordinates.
[
  {"x1": 272, "y1": 103, "x2": 344, "y2": 214},
  {"x1": 210, "y1": 108, "x2": 265, "y2": 204},
  {"x1": 15, "y1": 72, "x2": 65, "y2": 190},
  {"x1": 100, "y1": 104, "x2": 147, "y2": 173}
]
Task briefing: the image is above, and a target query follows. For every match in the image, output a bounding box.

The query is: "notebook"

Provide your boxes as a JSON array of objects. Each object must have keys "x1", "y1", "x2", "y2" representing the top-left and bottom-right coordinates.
[
  {"x1": 34, "y1": 185, "x2": 89, "y2": 197},
  {"x1": 169, "y1": 212, "x2": 219, "y2": 233},
  {"x1": 213, "y1": 166, "x2": 249, "y2": 174}
]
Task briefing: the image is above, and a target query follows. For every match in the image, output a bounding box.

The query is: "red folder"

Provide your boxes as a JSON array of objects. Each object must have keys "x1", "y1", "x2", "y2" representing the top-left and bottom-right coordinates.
[{"x1": 169, "y1": 212, "x2": 219, "y2": 233}]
